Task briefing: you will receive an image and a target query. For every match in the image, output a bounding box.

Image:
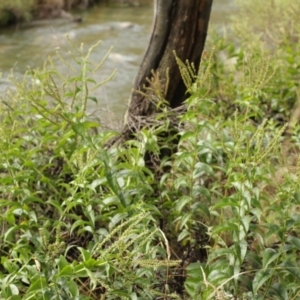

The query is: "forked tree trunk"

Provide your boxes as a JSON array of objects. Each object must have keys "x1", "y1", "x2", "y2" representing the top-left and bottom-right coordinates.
[{"x1": 125, "y1": 0, "x2": 213, "y2": 124}]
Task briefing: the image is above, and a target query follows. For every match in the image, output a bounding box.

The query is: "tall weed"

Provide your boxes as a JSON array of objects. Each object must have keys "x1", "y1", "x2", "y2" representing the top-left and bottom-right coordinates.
[{"x1": 0, "y1": 41, "x2": 180, "y2": 299}]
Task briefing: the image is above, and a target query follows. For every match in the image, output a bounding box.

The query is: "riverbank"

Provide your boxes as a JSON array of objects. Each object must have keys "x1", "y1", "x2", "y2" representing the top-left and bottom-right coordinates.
[{"x1": 0, "y1": 0, "x2": 149, "y2": 27}]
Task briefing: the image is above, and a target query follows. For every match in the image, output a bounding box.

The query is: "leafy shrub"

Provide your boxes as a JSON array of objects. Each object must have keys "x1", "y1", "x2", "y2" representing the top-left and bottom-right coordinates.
[{"x1": 0, "y1": 41, "x2": 180, "y2": 299}]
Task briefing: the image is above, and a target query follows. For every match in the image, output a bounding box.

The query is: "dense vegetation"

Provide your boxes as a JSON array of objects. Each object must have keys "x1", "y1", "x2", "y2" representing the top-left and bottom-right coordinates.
[{"x1": 1, "y1": 0, "x2": 300, "y2": 299}]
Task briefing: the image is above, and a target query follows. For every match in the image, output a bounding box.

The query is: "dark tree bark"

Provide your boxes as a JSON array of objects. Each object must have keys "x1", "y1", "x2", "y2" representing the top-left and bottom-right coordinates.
[{"x1": 125, "y1": 0, "x2": 213, "y2": 124}]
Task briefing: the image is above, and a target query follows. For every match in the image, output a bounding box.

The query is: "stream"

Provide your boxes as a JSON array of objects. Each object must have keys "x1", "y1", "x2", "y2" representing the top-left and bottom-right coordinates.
[{"x1": 0, "y1": 0, "x2": 235, "y2": 122}]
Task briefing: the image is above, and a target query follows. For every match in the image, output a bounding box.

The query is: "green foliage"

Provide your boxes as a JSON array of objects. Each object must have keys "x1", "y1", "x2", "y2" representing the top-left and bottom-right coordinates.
[
  {"x1": 175, "y1": 0, "x2": 300, "y2": 298},
  {"x1": 1, "y1": 0, "x2": 300, "y2": 299},
  {"x1": 205, "y1": 0, "x2": 300, "y2": 128},
  {"x1": 0, "y1": 41, "x2": 179, "y2": 299}
]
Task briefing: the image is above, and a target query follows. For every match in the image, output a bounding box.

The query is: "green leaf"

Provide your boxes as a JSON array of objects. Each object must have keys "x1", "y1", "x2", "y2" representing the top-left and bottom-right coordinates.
[
  {"x1": 176, "y1": 196, "x2": 193, "y2": 212},
  {"x1": 192, "y1": 202, "x2": 210, "y2": 217},
  {"x1": 81, "y1": 120, "x2": 99, "y2": 129},
  {"x1": 57, "y1": 255, "x2": 69, "y2": 272},
  {"x1": 78, "y1": 247, "x2": 91, "y2": 261},
  {"x1": 9, "y1": 284, "x2": 19, "y2": 295},
  {"x1": 192, "y1": 185, "x2": 211, "y2": 201},
  {"x1": 281, "y1": 260, "x2": 300, "y2": 279},
  {"x1": 102, "y1": 195, "x2": 119, "y2": 205},
  {"x1": 186, "y1": 262, "x2": 204, "y2": 277},
  {"x1": 7, "y1": 296, "x2": 21, "y2": 300},
  {"x1": 46, "y1": 199, "x2": 63, "y2": 214},
  {"x1": 240, "y1": 215, "x2": 252, "y2": 235},
  {"x1": 185, "y1": 263, "x2": 206, "y2": 297},
  {"x1": 177, "y1": 229, "x2": 190, "y2": 242},
  {"x1": 58, "y1": 265, "x2": 73, "y2": 276},
  {"x1": 193, "y1": 162, "x2": 214, "y2": 178},
  {"x1": 271, "y1": 283, "x2": 288, "y2": 300},
  {"x1": 287, "y1": 236, "x2": 300, "y2": 250},
  {"x1": 184, "y1": 277, "x2": 201, "y2": 298},
  {"x1": 27, "y1": 275, "x2": 47, "y2": 293},
  {"x1": 70, "y1": 219, "x2": 88, "y2": 234},
  {"x1": 178, "y1": 213, "x2": 193, "y2": 230},
  {"x1": 180, "y1": 131, "x2": 196, "y2": 142},
  {"x1": 87, "y1": 96, "x2": 98, "y2": 103},
  {"x1": 68, "y1": 280, "x2": 79, "y2": 297},
  {"x1": 5, "y1": 212, "x2": 16, "y2": 225},
  {"x1": 207, "y1": 270, "x2": 230, "y2": 285},
  {"x1": 252, "y1": 270, "x2": 272, "y2": 294},
  {"x1": 89, "y1": 178, "x2": 106, "y2": 191},
  {"x1": 73, "y1": 264, "x2": 89, "y2": 277},
  {"x1": 86, "y1": 78, "x2": 96, "y2": 84},
  {"x1": 262, "y1": 248, "x2": 279, "y2": 270},
  {"x1": 71, "y1": 122, "x2": 86, "y2": 138},
  {"x1": 174, "y1": 176, "x2": 189, "y2": 189},
  {"x1": 211, "y1": 222, "x2": 239, "y2": 236},
  {"x1": 213, "y1": 197, "x2": 239, "y2": 209}
]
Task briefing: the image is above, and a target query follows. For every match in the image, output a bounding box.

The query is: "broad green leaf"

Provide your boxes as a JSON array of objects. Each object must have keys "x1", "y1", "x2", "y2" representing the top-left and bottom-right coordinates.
[
  {"x1": 207, "y1": 249, "x2": 234, "y2": 264},
  {"x1": 57, "y1": 255, "x2": 69, "y2": 272},
  {"x1": 281, "y1": 260, "x2": 300, "y2": 279},
  {"x1": 177, "y1": 229, "x2": 190, "y2": 242},
  {"x1": 180, "y1": 131, "x2": 196, "y2": 142},
  {"x1": 262, "y1": 248, "x2": 279, "y2": 270},
  {"x1": 5, "y1": 212, "x2": 15, "y2": 225},
  {"x1": 211, "y1": 222, "x2": 239, "y2": 236},
  {"x1": 70, "y1": 219, "x2": 88, "y2": 234},
  {"x1": 186, "y1": 262, "x2": 205, "y2": 277},
  {"x1": 58, "y1": 265, "x2": 73, "y2": 276},
  {"x1": 287, "y1": 236, "x2": 300, "y2": 250},
  {"x1": 27, "y1": 276, "x2": 47, "y2": 293},
  {"x1": 81, "y1": 120, "x2": 99, "y2": 129},
  {"x1": 71, "y1": 123, "x2": 86, "y2": 138},
  {"x1": 176, "y1": 196, "x2": 193, "y2": 212},
  {"x1": 103, "y1": 195, "x2": 119, "y2": 205},
  {"x1": 179, "y1": 213, "x2": 193, "y2": 230},
  {"x1": 174, "y1": 176, "x2": 189, "y2": 189},
  {"x1": 252, "y1": 270, "x2": 272, "y2": 294},
  {"x1": 89, "y1": 178, "x2": 106, "y2": 190},
  {"x1": 246, "y1": 251, "x2": 262, "y2": 269},
  {"x1": 234, "y1": 240, "x2": 248, "y2": 263},
  {"x1": 207, "y1": 269, "x2": 230, "y2": 283},
  {"x1": 9, "y1": 284, "x2": 19, "y2": 295},
  {"x1": 213, "y1": 197, "x2": 239, "y2": 209},
  {"x1": 192, "y1": 185, "x2": 211, "y2": 201},
  {"x1": 193, "y1": 162, "x2": 214, "y2": 178},
  {"x1": 68, "y1": 280, "x2": 79, "y2": 297},
  {"x1": 271, "y1": 283, "x2": 288, "y2": 300},
  {"x1": 7, "y1": 296, "x2": 21, "y2": 300},
  {"x1": 86, "y1": 78, "x2": 96, "y2": 84},
  {"x1": 78, "y1": 225, "x2": 95, "y2": 235},
  {"x1": 192, "y1": 202, "x2": 210, "y2": 217},
  {"x1": 87, "y1": 96, "x2": 98, "y2": 103},
  {"x1": 130, "y1": 293, "x2": 138, "y2": 300},
  {"x1": 184, "y1": 277, "x2": 201, "y2": 298},
  {"x1": 4, "y1": 225, "x2": 26, "y2": 242},
  {"x1": 73, "y1": 265, "x2": 89, "y2": 277},
  {"x1": 78, "y1": 247, "x2": 91, "y2": 261}
]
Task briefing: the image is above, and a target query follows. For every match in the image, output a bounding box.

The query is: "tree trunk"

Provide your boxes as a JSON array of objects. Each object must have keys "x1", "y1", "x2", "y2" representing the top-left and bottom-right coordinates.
[{"x1": 125, "y1": 0, "x2": 213, "y2": 123}]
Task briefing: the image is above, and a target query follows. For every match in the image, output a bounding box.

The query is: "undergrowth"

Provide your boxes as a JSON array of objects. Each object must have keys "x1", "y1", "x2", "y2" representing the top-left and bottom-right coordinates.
[{"x1": 1, "y1": 0, "x2": 300, "y2": 299}]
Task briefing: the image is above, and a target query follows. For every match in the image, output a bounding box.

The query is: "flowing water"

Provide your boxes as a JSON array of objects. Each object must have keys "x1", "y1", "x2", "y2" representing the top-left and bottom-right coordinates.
[{"x1": 0, "y1": 0, "x2": 235, "y2": 121}]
